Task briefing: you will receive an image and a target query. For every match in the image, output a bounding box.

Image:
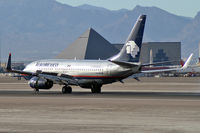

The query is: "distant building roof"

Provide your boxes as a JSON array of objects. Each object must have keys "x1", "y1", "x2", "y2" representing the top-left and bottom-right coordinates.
[
  {"x1": 56, "y1": 28, "x2": 119, "y2": 60},
  {"x1": 140, "y1": 42, "x2": 181, "y2": 65},
  {"x1": 112, "y1": 43, "x2": 124, "y2": 51}
]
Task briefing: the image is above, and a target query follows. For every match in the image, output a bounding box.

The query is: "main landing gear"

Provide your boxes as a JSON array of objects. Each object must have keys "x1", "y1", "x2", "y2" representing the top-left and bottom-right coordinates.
[
  {"x1": 91, "y1": 85, "x2": 102, "y2": 93},
  {"x1": 62, "y1": 86, "x2": 72, "y2": 94}
]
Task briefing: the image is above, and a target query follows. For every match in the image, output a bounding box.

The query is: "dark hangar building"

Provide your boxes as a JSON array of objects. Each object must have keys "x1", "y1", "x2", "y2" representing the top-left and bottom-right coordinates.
[
  {"x1": 140, "y1": 42, "x2": 181, "y2": 65},
  {"x1": 57, "y1": 28, "x2": 181, "y2": 65}
]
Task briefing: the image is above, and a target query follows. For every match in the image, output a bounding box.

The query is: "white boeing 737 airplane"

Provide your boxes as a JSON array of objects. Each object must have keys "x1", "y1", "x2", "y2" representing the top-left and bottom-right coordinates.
[{"x1": 6, "y1": 15, "x2": 193, "y2": 93}]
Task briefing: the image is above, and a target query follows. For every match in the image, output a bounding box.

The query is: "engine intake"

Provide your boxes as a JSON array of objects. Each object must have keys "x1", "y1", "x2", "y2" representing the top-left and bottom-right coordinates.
[{"x1": 29, "y1": 76, "x2": 53, "y2": 89}]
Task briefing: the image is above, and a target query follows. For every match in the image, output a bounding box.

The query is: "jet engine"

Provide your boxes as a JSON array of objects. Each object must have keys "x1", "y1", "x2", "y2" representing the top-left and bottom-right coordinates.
[{"x1": 29, "y1": 76, "x2": 53, "y2": 89}]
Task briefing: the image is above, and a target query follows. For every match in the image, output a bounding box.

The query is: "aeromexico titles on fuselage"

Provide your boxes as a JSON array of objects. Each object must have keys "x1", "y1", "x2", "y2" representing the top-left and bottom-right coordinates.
[{"x1": 35, "y1": 62, "x2": 59, "y2": 67}]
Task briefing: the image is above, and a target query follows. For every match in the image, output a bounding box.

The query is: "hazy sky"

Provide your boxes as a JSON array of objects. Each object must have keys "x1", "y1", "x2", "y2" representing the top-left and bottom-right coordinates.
[{"x1": 56, "y1": 0, "x2": 200, "y2": 17}]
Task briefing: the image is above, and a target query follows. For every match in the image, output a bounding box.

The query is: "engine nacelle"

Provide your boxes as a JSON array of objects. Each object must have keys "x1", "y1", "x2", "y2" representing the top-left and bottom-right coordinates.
[{"x1": 29, "y1": 77, "x2": 53, "y2": 89}]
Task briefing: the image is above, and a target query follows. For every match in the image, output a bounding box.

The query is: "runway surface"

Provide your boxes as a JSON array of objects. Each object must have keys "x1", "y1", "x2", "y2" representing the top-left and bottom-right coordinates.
[{"x1": 0, "y1": 76, "x2": 200, "y2": 133}]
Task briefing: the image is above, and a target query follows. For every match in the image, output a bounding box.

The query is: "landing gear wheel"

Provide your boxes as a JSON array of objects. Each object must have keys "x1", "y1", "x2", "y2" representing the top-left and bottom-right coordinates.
[
  {"x1": 34, "y1": 88, "x2": 39, "y2": 93},
  {"x1": 62, "y1": 86, "x2": 72, "y2": 94},
  {"x1": 91, "y1": 85, "x2": 101, "y2": 93}
]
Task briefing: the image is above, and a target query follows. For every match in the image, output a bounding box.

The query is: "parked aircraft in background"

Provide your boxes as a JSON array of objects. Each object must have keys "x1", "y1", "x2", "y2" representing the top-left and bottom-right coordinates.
[
  {"x1": 176, "y1": 63, "x2": 200, "y2": 76},
  {"x1": 6, "y1": 15, "x2": 193, "y2": 93}
]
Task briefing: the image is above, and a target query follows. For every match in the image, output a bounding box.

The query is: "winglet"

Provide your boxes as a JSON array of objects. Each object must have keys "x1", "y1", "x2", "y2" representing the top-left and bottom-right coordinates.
[
  {"x1": 6, "y1": 53, "x2": 12, "y2": 71},
  {"x1": 181, "y1": 53, "x2": 193, "y2": 70}
]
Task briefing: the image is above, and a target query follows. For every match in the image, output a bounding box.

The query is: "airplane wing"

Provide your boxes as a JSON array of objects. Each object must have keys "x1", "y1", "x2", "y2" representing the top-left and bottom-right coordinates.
[
  {"x1": 141, "y1": 53, "x2": 193, "y2": 73},
  {"x1": 142, "y1": 60, "x2": 180, "y2": 67},
  {"x1": 37, "y1": 73, "x2": 78, "y2": 85},
  {"x1": 108, "y1": 60, "x2": 140, "y2": 67},
  {"x1": 6, "y1": 53, "x2": 78, "y2": 85}
]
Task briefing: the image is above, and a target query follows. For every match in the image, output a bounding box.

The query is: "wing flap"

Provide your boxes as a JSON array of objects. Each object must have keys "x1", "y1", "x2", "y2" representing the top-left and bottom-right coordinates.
[{"x1": 38, "y1": 73, "x2": 78, "y2": 85}]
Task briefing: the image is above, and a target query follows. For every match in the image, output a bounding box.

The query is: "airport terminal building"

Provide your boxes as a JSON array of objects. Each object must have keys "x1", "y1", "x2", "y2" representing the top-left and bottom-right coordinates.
[
  {"x1": 140, "y1": 42, "x2": 181, "y2": 65},
  {"x1": 57, "y1": 28, "x2": 181, "y2": 65}
]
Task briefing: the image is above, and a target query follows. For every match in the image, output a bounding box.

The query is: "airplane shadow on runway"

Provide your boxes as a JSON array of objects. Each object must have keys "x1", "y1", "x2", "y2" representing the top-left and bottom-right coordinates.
[{"x1": 0, "y1": 90, "x2": 200, "y2": 98}]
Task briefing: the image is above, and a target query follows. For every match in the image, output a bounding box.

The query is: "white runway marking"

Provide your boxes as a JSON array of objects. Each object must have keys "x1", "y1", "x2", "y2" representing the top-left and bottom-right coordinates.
[{"x1": 24, "y1": 96, "x2": 200, "y2": 102}]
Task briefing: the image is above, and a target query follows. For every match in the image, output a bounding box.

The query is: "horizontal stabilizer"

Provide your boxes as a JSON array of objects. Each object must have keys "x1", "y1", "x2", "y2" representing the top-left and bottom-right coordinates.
[{"x1": 109, "y1": 60, "x2": 140, "y2": 67}]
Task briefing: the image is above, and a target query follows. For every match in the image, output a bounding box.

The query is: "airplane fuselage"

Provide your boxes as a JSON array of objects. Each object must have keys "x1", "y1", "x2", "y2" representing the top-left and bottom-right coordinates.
[{"x1": 24, "y1": 59, "x2": 141, "y2": 88}]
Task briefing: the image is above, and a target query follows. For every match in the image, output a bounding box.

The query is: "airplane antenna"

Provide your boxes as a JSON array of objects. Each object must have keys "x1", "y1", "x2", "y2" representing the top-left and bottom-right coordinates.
[
  {"x1": 199, "y1": 42, "x2": 200, "y2": 63},
  {"x1": 0, "y1": 34, "x2": 1, "y2": 68},
  {"x1": 150, "y1": 49, "x2": 153, "y2": 67}
]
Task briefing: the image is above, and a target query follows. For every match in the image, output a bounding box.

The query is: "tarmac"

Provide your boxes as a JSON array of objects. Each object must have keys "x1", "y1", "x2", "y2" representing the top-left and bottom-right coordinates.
[{"x1": 0, "y1": 76, "x2": 200, "y2": 133}]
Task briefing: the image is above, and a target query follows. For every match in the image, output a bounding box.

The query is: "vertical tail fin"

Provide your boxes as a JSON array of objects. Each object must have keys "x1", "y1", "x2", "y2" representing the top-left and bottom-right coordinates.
[
  {"x1": 110, "y1": 15, "x2": 146, "y2": 62},
  {"x1": 181, "y1": 53, "x2": 193, "y2": 70},
  {"x1": 6, "y1": 53, "x2": 12, "y2": 71}
]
